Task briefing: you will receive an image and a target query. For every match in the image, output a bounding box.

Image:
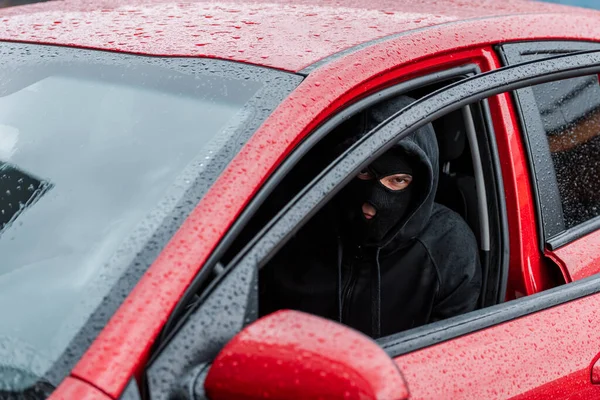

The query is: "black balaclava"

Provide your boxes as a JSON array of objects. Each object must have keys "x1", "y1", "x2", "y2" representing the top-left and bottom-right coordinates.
[{"x1": 338, "y1": 147, "x2": 414, "y2": 246}]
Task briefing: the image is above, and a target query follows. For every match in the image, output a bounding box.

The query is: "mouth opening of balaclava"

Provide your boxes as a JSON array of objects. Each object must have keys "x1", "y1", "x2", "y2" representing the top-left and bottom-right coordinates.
[{"x1": 337, "y1": 147, "x2": 415, "y2": 246}]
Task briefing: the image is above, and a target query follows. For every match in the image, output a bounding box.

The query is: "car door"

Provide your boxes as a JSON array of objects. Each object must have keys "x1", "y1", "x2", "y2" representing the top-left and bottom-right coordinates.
[
  {"x1": 139, "y1": 49, "x2": 600, "y2": 400},
  {"x1": 498, "y1": 41, "x2": 600, "y2": 285},
  {"x1": 384, "y1": 50, "x2": 600, "y2": 399}
]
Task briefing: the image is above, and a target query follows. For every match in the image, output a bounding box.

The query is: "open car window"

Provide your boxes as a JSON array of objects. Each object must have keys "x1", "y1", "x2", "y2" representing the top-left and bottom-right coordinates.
[
  {"x1": 143, "y1": 48, "x2": 600, "y2": 400},
  {"x1": 190, "y1": 48, "x2": 600, "y2": 351}
]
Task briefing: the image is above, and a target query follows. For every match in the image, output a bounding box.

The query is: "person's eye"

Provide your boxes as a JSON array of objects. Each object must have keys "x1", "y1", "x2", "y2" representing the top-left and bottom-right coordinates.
[
  {"x1": 381, "y1": 174, "x2": 412, "y2": 190},
  {"x1": 357, "y1": 170, "x2": 374, "y2": 180}
]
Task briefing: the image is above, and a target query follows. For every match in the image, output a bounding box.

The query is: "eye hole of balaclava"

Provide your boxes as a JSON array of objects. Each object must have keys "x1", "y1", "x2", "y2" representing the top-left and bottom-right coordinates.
[{"x1": 338, "y1": 148, "x2": 415, "y2": 246}]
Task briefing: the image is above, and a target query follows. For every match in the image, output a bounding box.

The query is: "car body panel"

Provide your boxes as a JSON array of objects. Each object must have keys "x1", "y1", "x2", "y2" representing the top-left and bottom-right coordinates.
[
  {"x1": 497, "y1": 40, "x2": 600, "y2": 287},
  {"x1": 592, "y1": 353, "x2": 600, "y2": 384},
  {"x1": 68, "y1": 18, "x2": 600, "y2": 398},
  {"x1": 51, "y1": 377, "x2": 112, "y2": 400},
  {"x1": 1, "y1": 1, "x2": 596, "y2": 398},
  {"x1": 394, "y1": 290, "x2": 600, "y2": 399},
  {"x1": 0, "y1": 0, "x2": 594, "y2": 72},
  {"x1": 68, "y1": 39, "x2": 567, "y2": 397},
  {"x1": 227, "y1": 47, "x2": 600, "y2": 399},
  {"x1": 481, "y1": 53, "x2": 550, "y2": 300},
  {"x1": 551, "y1": 229, "x2": 600, "y2": 282}
]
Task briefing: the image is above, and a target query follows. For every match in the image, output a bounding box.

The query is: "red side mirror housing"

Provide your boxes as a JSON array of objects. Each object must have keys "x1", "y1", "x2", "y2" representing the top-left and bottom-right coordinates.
[{"x1": 204, "y1": 310, "x2": 409, "y2": 400}]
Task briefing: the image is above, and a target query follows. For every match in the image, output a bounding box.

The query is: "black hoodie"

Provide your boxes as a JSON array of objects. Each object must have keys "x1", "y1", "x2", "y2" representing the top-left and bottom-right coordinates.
[{"x1": 260, "y1": 96, "x2": 481, "y2": 338}]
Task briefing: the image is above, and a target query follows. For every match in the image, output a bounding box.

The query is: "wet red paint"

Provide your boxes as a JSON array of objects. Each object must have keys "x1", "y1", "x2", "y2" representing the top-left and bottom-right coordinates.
[
  {"x1": 483, "y1": 58, "x2": 551, "y2": 298},
  {"x1": 50, "y1": 377, "x2": 111, "y2": 400},
  {"x1": 549, "y1": 229, "x2": 600, "y2": 282},
  {"x1": 0, "y1": 0, "x2": 595, "y2": 72},
  {"x1": 592, "y1": 354, "x2": 600, "y2": 385},
  {"x1": 395, "y1": 292, "x2": 600, "y2": 399},
  {"x1": 20, "y1": 0, "x2": 600, "y2": 398},
  {"x1": 509, "y1": 370, "x2": 600, "y2": 400},
  {"x1": 205, "y1": 310, "x2": 408, "y2": 400}
]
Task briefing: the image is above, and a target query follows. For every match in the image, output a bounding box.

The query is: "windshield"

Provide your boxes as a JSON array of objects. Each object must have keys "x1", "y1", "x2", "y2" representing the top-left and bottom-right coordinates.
[{"x1": 0, "y1": 43, "x2": 301, "y2": 395}]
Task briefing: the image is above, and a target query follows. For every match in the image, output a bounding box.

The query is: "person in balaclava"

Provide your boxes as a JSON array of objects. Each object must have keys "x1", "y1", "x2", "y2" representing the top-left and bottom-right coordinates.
[{"x1": 259, "y1": 95, "x2": 481, "y2": 338}]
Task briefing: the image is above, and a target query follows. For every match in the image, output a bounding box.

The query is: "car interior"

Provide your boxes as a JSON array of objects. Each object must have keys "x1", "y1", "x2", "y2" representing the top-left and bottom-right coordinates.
[{"x1": 217, "y1": 74, "x2": 513, "y2": 340}]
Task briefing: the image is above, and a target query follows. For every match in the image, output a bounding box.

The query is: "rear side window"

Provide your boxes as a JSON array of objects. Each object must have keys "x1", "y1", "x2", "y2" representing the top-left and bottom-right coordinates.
[{"x1": 531, "y1": 75, "x2": 600, "y2": 229}]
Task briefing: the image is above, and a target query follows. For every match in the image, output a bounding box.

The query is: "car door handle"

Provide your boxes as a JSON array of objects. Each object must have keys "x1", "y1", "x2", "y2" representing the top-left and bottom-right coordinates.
[{"x1": 593, "y1": 356, "x2": 600, "y2": 384}]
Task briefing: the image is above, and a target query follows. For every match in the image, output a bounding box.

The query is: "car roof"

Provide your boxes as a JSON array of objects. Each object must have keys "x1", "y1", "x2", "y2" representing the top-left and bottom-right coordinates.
[{"x1": 0, "y1": 0, "x2": 588, "y2": 72}]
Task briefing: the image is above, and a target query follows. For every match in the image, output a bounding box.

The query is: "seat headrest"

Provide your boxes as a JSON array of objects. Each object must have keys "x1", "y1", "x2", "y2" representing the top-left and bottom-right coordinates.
[{"x1": 436, "y1": 112, "x2": 466, "y2": 162}]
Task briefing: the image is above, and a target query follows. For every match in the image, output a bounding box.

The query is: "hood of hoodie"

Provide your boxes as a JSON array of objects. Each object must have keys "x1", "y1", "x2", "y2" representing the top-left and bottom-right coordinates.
[{"x1": 339, "y1": 95, "x2": 439, "y2": 251}]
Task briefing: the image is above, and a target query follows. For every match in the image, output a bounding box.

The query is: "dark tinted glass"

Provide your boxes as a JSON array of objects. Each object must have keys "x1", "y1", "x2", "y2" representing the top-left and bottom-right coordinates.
[{"x1": 531, "y1": 75, "x2": 600, "y2": 229}]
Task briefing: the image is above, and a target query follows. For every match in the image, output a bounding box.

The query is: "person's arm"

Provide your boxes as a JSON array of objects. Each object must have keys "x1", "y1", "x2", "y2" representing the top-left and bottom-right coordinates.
[{"x1": 429, "y1": 219, "x2": 482, "y2": 322}]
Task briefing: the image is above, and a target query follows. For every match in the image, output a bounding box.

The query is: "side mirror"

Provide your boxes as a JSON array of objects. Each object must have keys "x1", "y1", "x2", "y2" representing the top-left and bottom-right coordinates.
[{"x1": 204, "y1": 310, "x2": 409, "y2": 400}]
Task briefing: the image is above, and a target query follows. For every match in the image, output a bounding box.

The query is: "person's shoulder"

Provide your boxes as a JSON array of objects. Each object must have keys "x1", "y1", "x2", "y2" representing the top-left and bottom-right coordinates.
[
  {"x1": 416, "y1": 203, "x2": 478, "y2": 272},
  {"x1": 421, "y1": 203, "x2": 477, "y2": 245},
  {"x1": 416, "y1": 204, "x2": 480, "y2": 289}
]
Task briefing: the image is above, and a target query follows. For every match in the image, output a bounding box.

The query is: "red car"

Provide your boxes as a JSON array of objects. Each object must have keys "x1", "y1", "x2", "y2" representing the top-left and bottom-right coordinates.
[{"x1": 2, "y1": 0, "x2": 600, "y2": 399}]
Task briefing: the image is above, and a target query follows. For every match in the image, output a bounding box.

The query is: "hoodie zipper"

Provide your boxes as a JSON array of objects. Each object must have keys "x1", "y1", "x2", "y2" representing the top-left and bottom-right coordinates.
[
  {"x1": 340, "y1": 266, "x2": 356, "y2": 323},
  {"x1": 340, "y1": 245, "x2": 361, "y2": 322}
]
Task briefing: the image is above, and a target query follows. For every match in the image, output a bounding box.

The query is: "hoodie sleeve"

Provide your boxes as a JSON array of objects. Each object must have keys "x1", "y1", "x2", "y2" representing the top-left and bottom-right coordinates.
[{"x1": 427, "y1": 207, "x2": 482, "y2": 322}]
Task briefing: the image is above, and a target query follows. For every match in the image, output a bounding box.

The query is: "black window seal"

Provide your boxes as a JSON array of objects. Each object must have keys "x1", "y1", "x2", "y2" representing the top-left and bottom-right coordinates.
[
  {"x1": 497, "y1": 42, "x2": 564, "y2": 248},
  {"x1": 477, "y1": 98, "x2": 510, "y2": 305},
  {"x1": 500, "y1": 40, "x2": 600, "y2": 60},
  {"x1": 381, "y1": 272, "x2": 600, "y2": 357},
  {"x1": 497, "y1": 41, "x2": 600, "y2": 250},
  {"x1": 510, "y1": 85, "x2": 565, "y2": 243},
  {"x1": 196, "y1": 49, "x2": 600, "y2": 358},
  {"x1": 158, "y1": 63, "x2": 481, "y2": 344},
  {"x1": 449, "y1": 99, "x2": 509, "y2": 309},
  {"x1": 547, "y1": 215, "x2": 600, "y2": 250}
]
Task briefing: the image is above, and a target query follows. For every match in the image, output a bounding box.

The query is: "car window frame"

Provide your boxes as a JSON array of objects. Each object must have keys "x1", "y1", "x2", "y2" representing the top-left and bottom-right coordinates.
[
  {"x1": 157, "y1": 63, "x2": 489, "y2": 342},
  {"x1": 498, "y1": 40, "x2": 600, "y2": 250},
  {"x1": 194, "y1": 49, "x2": 600, "y2": 356}
]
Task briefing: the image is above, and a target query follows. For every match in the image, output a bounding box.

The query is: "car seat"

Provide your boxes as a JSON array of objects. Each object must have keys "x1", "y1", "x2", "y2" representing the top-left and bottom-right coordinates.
[{"x1": 434, "y1": 116, "x2": 481, "y2": 248}]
